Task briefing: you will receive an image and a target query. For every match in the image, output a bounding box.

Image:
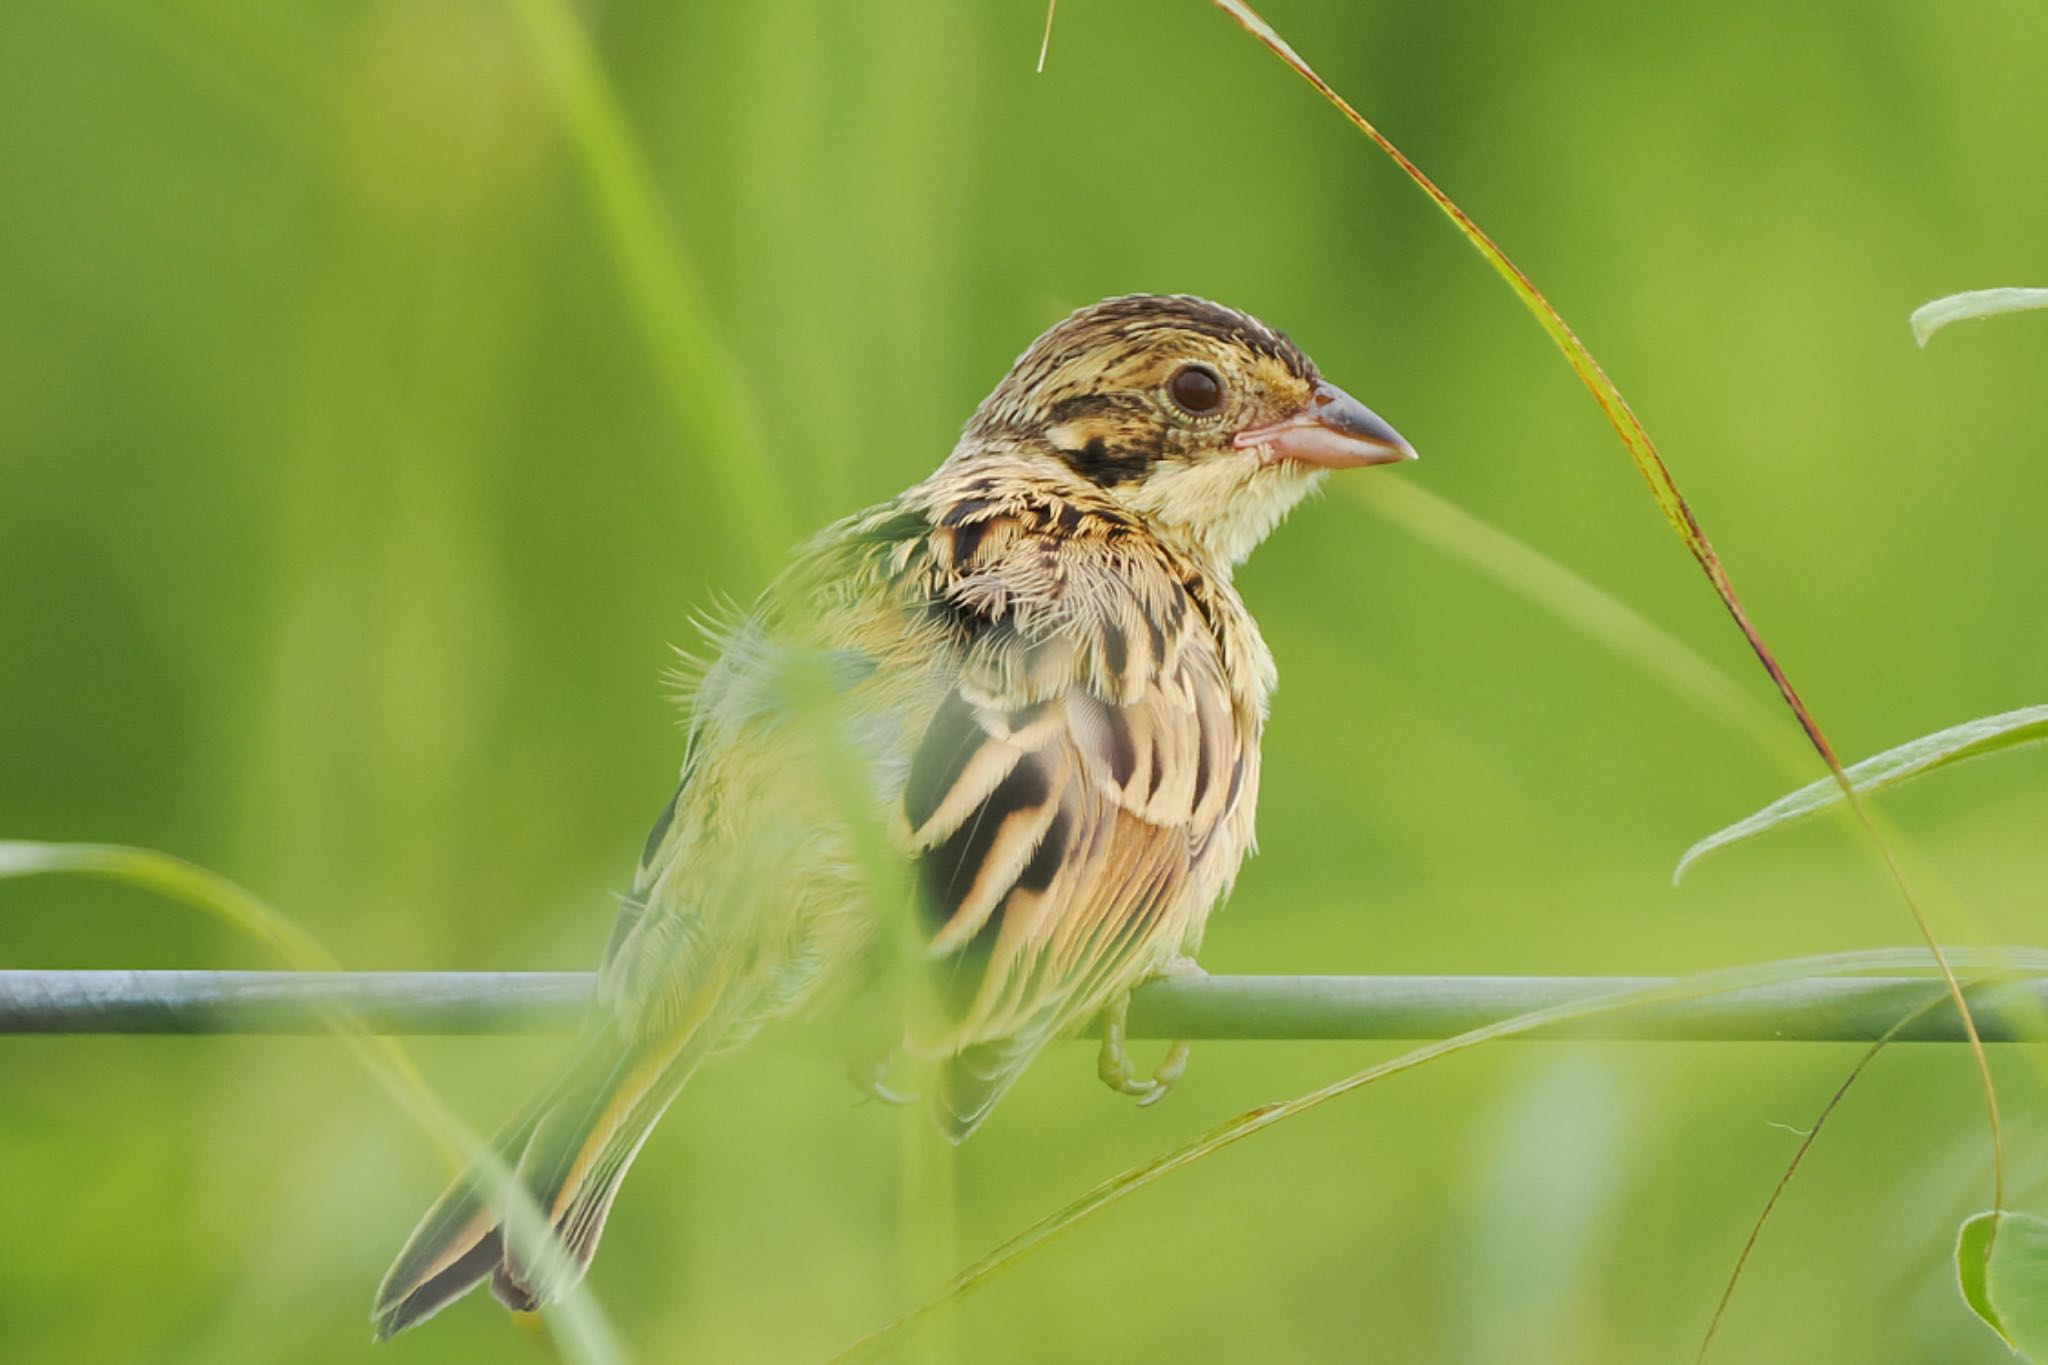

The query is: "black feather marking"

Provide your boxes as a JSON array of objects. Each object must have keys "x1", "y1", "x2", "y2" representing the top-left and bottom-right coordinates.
[
  {"x1": 1102, "y1": 624, "x2": 1128, "y2": 680},
  {"x1": 1191, "y1": 709, "x2": 1213, "y2": 813},
  {"x1": 925, "y1": 587, "x2": 1010, "y2": 638},
  {"x1": 639, "y1": 779, "x2": 683, "y2": 868},
  {"x1": 851, "y1": 506, "x2": 933, "y2": 547},
  {"x1": 1182, "y1": 573, "x2": 1222, "y2": 637},
  {"x1": 923, "y1": 597, "x2": 973, "y2": 638},
  {"x1": 490, "y1": 1260, "x2": 541, "y2": 1313},
  {"x1": 1048, "y1": 392, "x2": 1118, "y2": 425},
  {"x1": 1103, "y1": 706, "x2": 1136, "y2": 788},
  {"x1": 1043, "y1": 394, "x2": 1156, "y2": 486},
  {"x1": 948, "y1": 518, "x2": 991, "y2": 571},
  {"x1": 1016, "y1": 808, "x2": 1067, "y2": 894},
  {"x1": 1067, "y1": 436, "x2": 1150, "y2": 487},
  {"x1": 376, "y1": 1227, "x2": 505, "y2": 1339},
  {"x1": 940, "y1": 497, "x2": 997, "y2": 527},
  {"x1": 903, "y1": 691, "x2": 983, "y2": 835},
  {"x1": 1096, "y1": 511, "x2": 1136, "y2": 542},
  {"x1": 919, "y1": 757, "x2": 1051, "y2": 938}
]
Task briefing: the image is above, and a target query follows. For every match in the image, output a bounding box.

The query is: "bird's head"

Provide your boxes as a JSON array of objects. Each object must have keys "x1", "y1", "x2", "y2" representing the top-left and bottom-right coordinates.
[{"x1": 960, "y1": 294, "x2": 1414, "y2": 566}]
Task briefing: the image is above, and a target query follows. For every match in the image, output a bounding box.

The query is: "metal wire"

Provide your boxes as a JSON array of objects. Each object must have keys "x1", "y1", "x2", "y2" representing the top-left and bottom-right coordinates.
[{"x1": 3, "y1": 969, "x2": 2046, "y2": 1041}]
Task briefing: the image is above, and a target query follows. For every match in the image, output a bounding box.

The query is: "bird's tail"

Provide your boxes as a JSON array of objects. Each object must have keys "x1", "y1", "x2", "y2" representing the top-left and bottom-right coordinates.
[{"x1": 371, "y1": 992, "x2": 726, "y2": 1340}]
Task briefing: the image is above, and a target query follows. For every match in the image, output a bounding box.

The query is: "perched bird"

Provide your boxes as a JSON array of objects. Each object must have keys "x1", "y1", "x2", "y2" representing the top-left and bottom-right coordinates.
[{"x1": 371, "y1": 294, "x2": 1414, "y2": 1338}]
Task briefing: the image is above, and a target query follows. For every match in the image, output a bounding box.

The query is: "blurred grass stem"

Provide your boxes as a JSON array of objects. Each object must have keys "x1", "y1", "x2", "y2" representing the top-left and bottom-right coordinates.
[{"x1": 1214, "y1": 0, "x2": 2004, "y2": 1209}]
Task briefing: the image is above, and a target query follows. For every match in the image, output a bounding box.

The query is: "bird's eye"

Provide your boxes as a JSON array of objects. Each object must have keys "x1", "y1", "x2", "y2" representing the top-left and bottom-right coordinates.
[{"x1": 1167, "y1": 364, "x2": 1225, "y2": 416}]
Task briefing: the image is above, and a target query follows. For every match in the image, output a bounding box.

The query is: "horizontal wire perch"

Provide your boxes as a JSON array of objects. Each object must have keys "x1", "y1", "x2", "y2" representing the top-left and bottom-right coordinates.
[{"x1": 3, "y1": 969, "x2": 2048, "y2": 1042}]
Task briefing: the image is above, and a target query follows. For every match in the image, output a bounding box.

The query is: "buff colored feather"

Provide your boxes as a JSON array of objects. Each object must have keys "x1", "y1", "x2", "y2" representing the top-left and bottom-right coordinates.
[{"x1": 371, "y1": 294, "x2": 1413, "y2": 1338}]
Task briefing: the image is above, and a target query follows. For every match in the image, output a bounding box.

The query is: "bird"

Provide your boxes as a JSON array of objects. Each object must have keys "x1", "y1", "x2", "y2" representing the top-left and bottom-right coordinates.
[{"x1": 370, "y1": 293, "x2": 1415, "y2": 1339}]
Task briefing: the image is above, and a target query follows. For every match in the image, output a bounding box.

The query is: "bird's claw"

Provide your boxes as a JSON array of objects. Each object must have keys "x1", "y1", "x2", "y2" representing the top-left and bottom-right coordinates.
[
  {"x1": 1097, "y1": 992, "x2": 1191, "y2": 1107},
  {"x1": 849, "y1": 1052, "x2": 920, "y2": 1107},
  {"x1": 863, "y1": 1079, "x2": 921, "y2": 1107}
]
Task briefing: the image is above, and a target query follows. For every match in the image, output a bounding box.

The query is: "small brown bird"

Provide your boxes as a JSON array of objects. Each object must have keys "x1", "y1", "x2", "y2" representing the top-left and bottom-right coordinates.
[{"x1": 371, "y1": 294, "x2": 1414, "y2": 1337}]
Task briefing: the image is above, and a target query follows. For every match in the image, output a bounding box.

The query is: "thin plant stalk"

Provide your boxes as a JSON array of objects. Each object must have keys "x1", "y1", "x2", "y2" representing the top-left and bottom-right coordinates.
[
  {"x1": 1694, "y1": 984, "x2": 1958, "y2": 1363},
  {"x1": 507, "y1": 0, "x2": 792, "y2": 579},
  {"x1": 830, "y1": 947, "x2": 2045, "y2": 1362},
  {"x1": 1341, "y1": 478, "x2": 1798, "y2": 767},
  {"x1": 1211, "y1": 0, "x2": 2002, "y2": 1207},
  {"x1": 0, "y1": 843, "x2": 629, "y2": 1365}
]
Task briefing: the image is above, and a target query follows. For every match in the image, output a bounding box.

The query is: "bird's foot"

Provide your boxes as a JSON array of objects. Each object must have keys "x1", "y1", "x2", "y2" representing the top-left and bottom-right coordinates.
[
  {"x1": 849, "y1": 1051, "x2": 920, "y2": 1107},
  {"x1": 1097, "y1": 991, "x2": 1191, "y2": 1108}
]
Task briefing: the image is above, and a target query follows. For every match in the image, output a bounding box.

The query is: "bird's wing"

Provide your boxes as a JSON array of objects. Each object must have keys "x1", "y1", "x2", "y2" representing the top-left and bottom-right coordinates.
[
  {"x1": 586, "y1": 485, "x2": 1257, "y2": 1137},
  {"x1": 901, "y1": 488, "x2": 1256, "y2": 1136}
]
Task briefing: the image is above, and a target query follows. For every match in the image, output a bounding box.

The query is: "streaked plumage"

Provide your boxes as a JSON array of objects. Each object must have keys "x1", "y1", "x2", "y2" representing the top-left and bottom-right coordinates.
[{"x1": 371, "y1": 294, "x2": 1414, "y2": 1338}]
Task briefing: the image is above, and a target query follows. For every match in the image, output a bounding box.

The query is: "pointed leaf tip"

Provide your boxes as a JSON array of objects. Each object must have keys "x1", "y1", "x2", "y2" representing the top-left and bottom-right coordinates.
[
  {"x1": 1674, "y1": 704, "x2": 2048, "y2": 882},
  {"x1": 1960, "y1": 1210, "x2": 2048, "y2": 1359},
  {"x1": 1911, "y1": 288, "x2": 2048, "y2": 347},
  {"x1": 1959, "y1": 1212, "x2": 2013, "y2": 1349}
]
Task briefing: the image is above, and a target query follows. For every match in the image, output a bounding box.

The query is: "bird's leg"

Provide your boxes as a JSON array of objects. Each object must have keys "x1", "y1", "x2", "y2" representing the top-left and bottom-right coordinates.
[
  {"x1": 1097, "y1": 963, "x2": 1201, "y2": 1106},
  {"x1": 1134, "y1": 955, "x2": 1202, "y2": 1105},
  {"x1": 848, "y1": 1047, "x2": 920, "y2": 1107},
  {"x1": 1097, "y1": 992, "x2": 1160, "y2": 1101}
]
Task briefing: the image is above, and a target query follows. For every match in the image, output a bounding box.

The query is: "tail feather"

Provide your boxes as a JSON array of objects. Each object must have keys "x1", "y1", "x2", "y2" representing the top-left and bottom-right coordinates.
[
  {"x1": 371, "y1": 1084, "x2": 560, "y2": 1340},
  {"x1": 376, "y1": 1221, "x2": 506, "y2": 1339},
  {"x1": 935, "y1": 1038, "x2": 1042, "y2": 1144},
  {"x1": 372, "y1": 1003, "x2": 723, "y2": 1340},
  {"x1": 492, "y1": 1037, "x2": 696, "y2": 1309}
]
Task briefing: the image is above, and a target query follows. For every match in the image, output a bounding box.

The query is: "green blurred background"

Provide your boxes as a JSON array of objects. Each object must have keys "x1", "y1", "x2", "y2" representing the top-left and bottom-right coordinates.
[{"x1": 4, "y1": 0, "x2": 2047, "y2": 1360}]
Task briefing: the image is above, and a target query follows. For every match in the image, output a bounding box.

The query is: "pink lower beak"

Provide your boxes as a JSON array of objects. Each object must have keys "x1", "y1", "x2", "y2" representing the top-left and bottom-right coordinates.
[{"x1": 1231, "y1": 380, "x2": 1416, "y2": 469}]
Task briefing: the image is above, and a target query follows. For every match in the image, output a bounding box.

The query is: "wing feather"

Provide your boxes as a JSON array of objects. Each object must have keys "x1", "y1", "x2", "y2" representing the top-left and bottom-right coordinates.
[{"x1": 902, "y1": 492, "x2": 1259, "y2": 1135}]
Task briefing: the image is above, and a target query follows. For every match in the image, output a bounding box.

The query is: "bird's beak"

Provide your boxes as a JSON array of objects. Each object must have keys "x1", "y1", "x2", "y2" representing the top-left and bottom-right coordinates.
[{"x1": 1231, "y1": 380, "x2": 1417, "y2": 470}]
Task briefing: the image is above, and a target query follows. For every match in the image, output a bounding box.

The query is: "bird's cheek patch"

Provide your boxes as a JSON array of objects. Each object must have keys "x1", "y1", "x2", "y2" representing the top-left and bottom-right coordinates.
[{"x1": 1049, "y1": 421, "x2": 1155, "y2": 487}]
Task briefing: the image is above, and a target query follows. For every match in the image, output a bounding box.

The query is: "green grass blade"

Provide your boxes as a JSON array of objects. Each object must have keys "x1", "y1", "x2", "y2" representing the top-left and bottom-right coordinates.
[
  {"x1": 508, "y1": 0, "x2": 791, "y2": 577},
  {"x1": 1211, "y1": 0, "x2": 2005, "y2": 1208},
  {"x1": 1341, "y1": 478, "x2": 1799, "y2": 764},
  {"x1": 0, "y1": 841, "x2": 630, "y2": 1364},
  {"x1": 1035, "y1": 0, "x2": 1057, "y2": 72},
  {"x1": 1676, "y1": 704, "x2": 2048, "y2": 883},
  {"x1": 1211, "y1": 1, "x2": 1828, "y2": 767},
  {"x1": 1911, "y1": 288, "x2": 2048, "y2": 347},
  {"x1": 830, "y1": 946, "x2": 2047, "y2": 1363}
]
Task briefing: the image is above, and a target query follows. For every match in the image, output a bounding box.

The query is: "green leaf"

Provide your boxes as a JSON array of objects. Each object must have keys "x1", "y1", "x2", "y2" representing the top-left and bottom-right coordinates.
[
  {"x1": 1960, "y1": 1212, "x2": 2011, "y2": 1348},
  {"x1": 1958, "y1": 1210, "x2": 2048, "y2": 1358},
  {"x1": 1911, "y1": 288, "x2": 2048, "y2": 347},
  {"x1": 1675, "y1": 704, "x2": 2048, "y2": 883}
]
